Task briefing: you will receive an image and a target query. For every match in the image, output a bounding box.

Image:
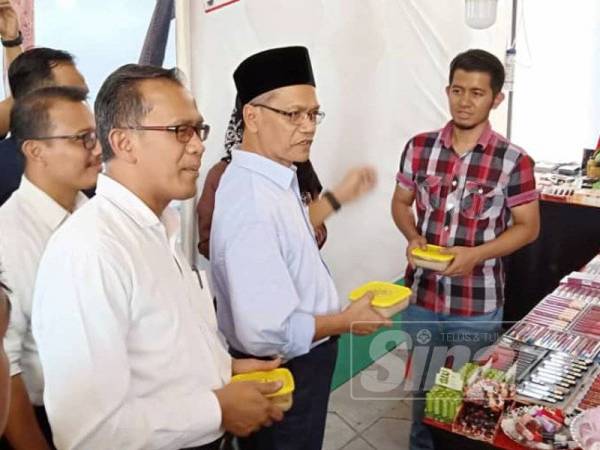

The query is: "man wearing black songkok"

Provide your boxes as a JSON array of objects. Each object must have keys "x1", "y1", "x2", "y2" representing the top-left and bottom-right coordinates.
[{"x1": 210, "y1": 46, "x2": 393, "y2": 450}]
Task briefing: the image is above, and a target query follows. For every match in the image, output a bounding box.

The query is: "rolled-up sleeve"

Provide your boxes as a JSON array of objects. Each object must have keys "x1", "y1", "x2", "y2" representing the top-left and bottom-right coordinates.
[
  {"x1": 4, "y1": 292, "x2": 26, "y2": 377},
  {"x1": 0, "y1": 249, "x2": 26, "y2": 378},
  {"x1": 396, "y1": 140, "x2": 416, "y2": 192},
  {"x1": 223, "y1": 221, "x2": 315, "y2": 360},
  {"x1": 507, "y1": 154, "x2": 539, "y2": 208}
]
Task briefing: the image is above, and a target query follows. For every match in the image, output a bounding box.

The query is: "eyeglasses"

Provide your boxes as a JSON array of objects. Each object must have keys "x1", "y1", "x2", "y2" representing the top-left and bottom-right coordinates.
[
  {"x1": 250, "y1": 104, "x2": 326, "y2": 126},
  {"x1": 125, "y1": 122, "x2": 210, "y2": 143},
  {"x1": 30, "y1": 130, "x2": 98, "y2": 151}
]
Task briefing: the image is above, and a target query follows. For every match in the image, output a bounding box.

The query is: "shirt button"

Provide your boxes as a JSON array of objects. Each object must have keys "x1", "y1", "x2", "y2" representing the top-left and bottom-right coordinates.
[
  {"x1": 444, "y1": 226, "x2": 449, "y2": 231},
  {"x1": 452, "y1": 180, "x2": 457, "y2": 187},
  {"x1": 478, "y1": 188, "x2": 483, "y2": 194}
]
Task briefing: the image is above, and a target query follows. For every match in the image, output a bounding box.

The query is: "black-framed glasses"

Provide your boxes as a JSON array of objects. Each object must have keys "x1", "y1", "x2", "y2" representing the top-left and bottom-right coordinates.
[
  {"x1": 29, "y1": 130, "x2": 98, "y2": 151},
  {"x1": 250, "y1": 104, "x2": 326, "y2": 125},
  {"x1": 125, "y1": 122, "x2": 210, "y2": 143}
]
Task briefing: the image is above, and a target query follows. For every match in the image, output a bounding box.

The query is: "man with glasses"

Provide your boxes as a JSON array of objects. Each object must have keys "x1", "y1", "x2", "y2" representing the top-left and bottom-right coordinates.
[
  {"x1": 31, "y1": 64, "x2": 284, "y2": 450},
  {"x1": 0, "y1": 85, "x2": 100, "y2": 450},
  {"x1": 0, "y1": 47, "x2": 89, "y2": 207},
  {"x1": 210, "y1": 46, "x2": 392, "y2": 450}
]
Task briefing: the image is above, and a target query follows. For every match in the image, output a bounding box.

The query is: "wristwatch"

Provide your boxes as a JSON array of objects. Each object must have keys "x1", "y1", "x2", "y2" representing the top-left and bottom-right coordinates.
[
  {"x1": 323, "y1": 191, "x2": 342, "y2": 211},
  {"x1": 2, "y1": 30, "x2": 23, "y2": 48}
]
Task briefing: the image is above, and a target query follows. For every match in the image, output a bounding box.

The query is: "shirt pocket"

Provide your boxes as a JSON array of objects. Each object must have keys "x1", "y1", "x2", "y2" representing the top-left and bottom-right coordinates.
[
  {"x1": 416, "y1": 174, "x2": 443, "y2": 211},
  {"x1": 460, "y1": 180, "x2": 505, "y2": 220}
]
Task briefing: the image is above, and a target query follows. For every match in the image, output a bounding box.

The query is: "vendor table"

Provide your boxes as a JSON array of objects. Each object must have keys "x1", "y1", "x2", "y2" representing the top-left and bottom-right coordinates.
[
  {"x1": 504, "y1": 198, "x2": 600, "y2": 323},
  {"x1": 423, "y1": 418, "x2": 530, "y2": 450},
  {"x1": 424, "y1": 216, "x2": 600, "y2": 450}
]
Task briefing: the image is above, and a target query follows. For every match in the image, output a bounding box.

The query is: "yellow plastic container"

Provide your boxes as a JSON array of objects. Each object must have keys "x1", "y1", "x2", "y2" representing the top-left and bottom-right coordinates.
[
  {"x1": 349, "y1": 281, "x2": 412, "y2": 318},
  {"x1": 231, "y1": 368, "x2": 295, "y2": 411},
  {"x1": 411, "y1": 244, "x2": 455, "y2": 271}
]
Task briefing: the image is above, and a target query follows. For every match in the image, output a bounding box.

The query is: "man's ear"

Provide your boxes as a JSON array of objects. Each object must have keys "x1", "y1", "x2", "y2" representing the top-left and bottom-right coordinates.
[
  {"x1": 108, "y1": 129, "x2": 137, "y2": 163},
  {"x1": 21, "y1": 140, "x2": 46, "y2": 166},
  {"x1": 242, "y1": 104, "x2": 259, "y2": 134},
  {"x1": 492, "y1": 91, "x2": 505, "y2": 110}
]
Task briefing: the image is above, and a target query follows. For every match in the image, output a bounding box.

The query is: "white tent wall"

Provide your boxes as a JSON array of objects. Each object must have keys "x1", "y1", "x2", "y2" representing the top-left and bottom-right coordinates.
[
  {"x1": 182, "y1": 0, "x2": 513, "y2": 301},
  {"x1": 511, "y1": 0, "x2": 600, "y2": 163}
]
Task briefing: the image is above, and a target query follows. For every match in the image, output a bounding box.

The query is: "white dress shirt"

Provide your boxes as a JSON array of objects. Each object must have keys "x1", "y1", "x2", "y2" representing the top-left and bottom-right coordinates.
[
  {"x1": 0, "y1": 176, "x2": 87, "y2": 405},
  {"x1": 210, "y1": 150, "x2": 340, "y2": 360},
  {"x1": 32, "y1": 174, "x2": 232, "y2": 450}
]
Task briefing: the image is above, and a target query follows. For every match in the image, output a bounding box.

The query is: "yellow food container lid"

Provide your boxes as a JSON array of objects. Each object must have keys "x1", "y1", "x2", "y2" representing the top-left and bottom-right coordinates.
[
  {"x1": 348, "y1": 281, "x2": 412, "y2": 308},
  {"x1": 411, "y1": 244, "x2": 455, "y2": 262},
  {"x1": 231, "y1": 368, "x2": 295, "y2": 397}
]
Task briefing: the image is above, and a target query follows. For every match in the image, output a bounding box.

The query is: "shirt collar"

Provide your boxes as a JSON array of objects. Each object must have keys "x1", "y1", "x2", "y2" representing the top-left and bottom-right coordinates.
[
  {"x1": 231, "y1": 149, "x2": 296, "y2": 190},
  {"x1": 17, "y1": 175, "x2": 87, "y2": 231},
  {"x1": 440, "y1": 120, "x2": 494, "y2": 151},
  {"x1": 95, "y1": 174, "x2": 180, "y2": 236}
]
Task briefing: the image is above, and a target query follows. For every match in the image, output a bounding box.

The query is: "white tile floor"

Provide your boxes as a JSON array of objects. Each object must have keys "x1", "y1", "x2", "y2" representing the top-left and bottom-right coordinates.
[{"x1": 323, "y1": 351, "x2": 413, "y2": 450}]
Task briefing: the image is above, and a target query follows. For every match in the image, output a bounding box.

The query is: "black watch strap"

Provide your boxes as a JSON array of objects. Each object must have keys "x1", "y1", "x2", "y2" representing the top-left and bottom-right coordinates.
[
  {"x1": 323, "y1": 191, "x2": 341, "y2": 211},
  {"x1": 2, "y1": 30, "x2": 23, "y2": 48}
]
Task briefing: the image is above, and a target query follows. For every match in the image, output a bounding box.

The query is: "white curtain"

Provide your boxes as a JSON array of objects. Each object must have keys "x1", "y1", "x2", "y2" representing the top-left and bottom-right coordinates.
[
  {"x1": 185, "y1": 0, "x2": 512, "y2": 301},
  {"x1": 511, "y1": 0, "x2": 600, "y2": 163}
]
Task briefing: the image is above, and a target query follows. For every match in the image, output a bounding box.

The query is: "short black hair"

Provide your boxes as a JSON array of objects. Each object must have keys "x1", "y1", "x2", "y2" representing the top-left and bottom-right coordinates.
[
  {"x1": 10, "y1": 86, "x2": 89, "y2": 153},
  {"x1": 449, "y1": 49, "x2": 505, "y2": 95},
  {"x1": 8, "y1": 47, "x2": 76, "y2": 99},
  {"x1": 94, "y1": 64, "x2": 184, "y2": 161}
]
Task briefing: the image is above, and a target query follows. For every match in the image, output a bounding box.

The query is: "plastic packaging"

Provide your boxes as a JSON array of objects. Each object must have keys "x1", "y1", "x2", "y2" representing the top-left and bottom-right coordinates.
[
  {"x1": 231, "y1": 368, "x2": 295, "y2": 411},
  {"x1": 504, "y1": 48, "x2": 516, "y2": 92},
  {"x1": 411, "y1": 245, "x2": 455, "y2": 271},
  {"x1": 348, "y1": 281, "x2": 411, "y2": 318}
]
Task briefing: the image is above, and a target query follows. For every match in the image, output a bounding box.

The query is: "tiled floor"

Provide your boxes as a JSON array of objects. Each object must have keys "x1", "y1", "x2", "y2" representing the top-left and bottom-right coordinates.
[{"x1": 323, "y1": 351, "x2": 413, "y2": 450}]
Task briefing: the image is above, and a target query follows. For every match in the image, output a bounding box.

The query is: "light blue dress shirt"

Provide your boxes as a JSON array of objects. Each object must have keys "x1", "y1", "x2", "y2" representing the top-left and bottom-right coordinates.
[{"x1": 210, "y1": 150, "x2": 340, "y2": 360}]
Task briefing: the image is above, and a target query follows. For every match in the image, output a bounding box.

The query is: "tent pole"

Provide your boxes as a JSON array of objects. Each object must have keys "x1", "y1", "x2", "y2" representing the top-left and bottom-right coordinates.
[
  {"x1": 175, "y1": 0, "x2": 197, "y2": 265},
  {"x1": 507, "y1": 0, "x2": 518, "y2": 140}
]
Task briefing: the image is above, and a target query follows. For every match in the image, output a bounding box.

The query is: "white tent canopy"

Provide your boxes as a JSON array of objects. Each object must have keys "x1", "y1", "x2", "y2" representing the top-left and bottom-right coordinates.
[{"x1": 177, "y1": 0, "x2": 600, "y2": 302}]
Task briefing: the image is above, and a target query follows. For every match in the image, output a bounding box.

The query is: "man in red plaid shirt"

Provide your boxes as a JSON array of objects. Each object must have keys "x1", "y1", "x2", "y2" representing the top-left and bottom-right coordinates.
[{"x1": 392, "y1": 49, "x2": 540, "y2": 450}]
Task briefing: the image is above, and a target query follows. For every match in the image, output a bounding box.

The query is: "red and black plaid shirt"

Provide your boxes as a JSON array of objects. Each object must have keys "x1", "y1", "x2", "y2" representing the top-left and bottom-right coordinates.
[{"x1": 396, "y1": 121, "x2": 538, "y2": 316}]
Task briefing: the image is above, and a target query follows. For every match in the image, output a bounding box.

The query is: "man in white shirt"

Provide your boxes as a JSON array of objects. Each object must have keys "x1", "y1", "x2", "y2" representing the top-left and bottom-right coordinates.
[
  {"x1": 0, "y1": 86, "x2": 100, "y2": 449},
  {"x1": 1, "y1": 47, "x2": 91, "y2": 208},
  {"x1": 32, "y1": 64, "x2": 283, "y2": 450}
]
